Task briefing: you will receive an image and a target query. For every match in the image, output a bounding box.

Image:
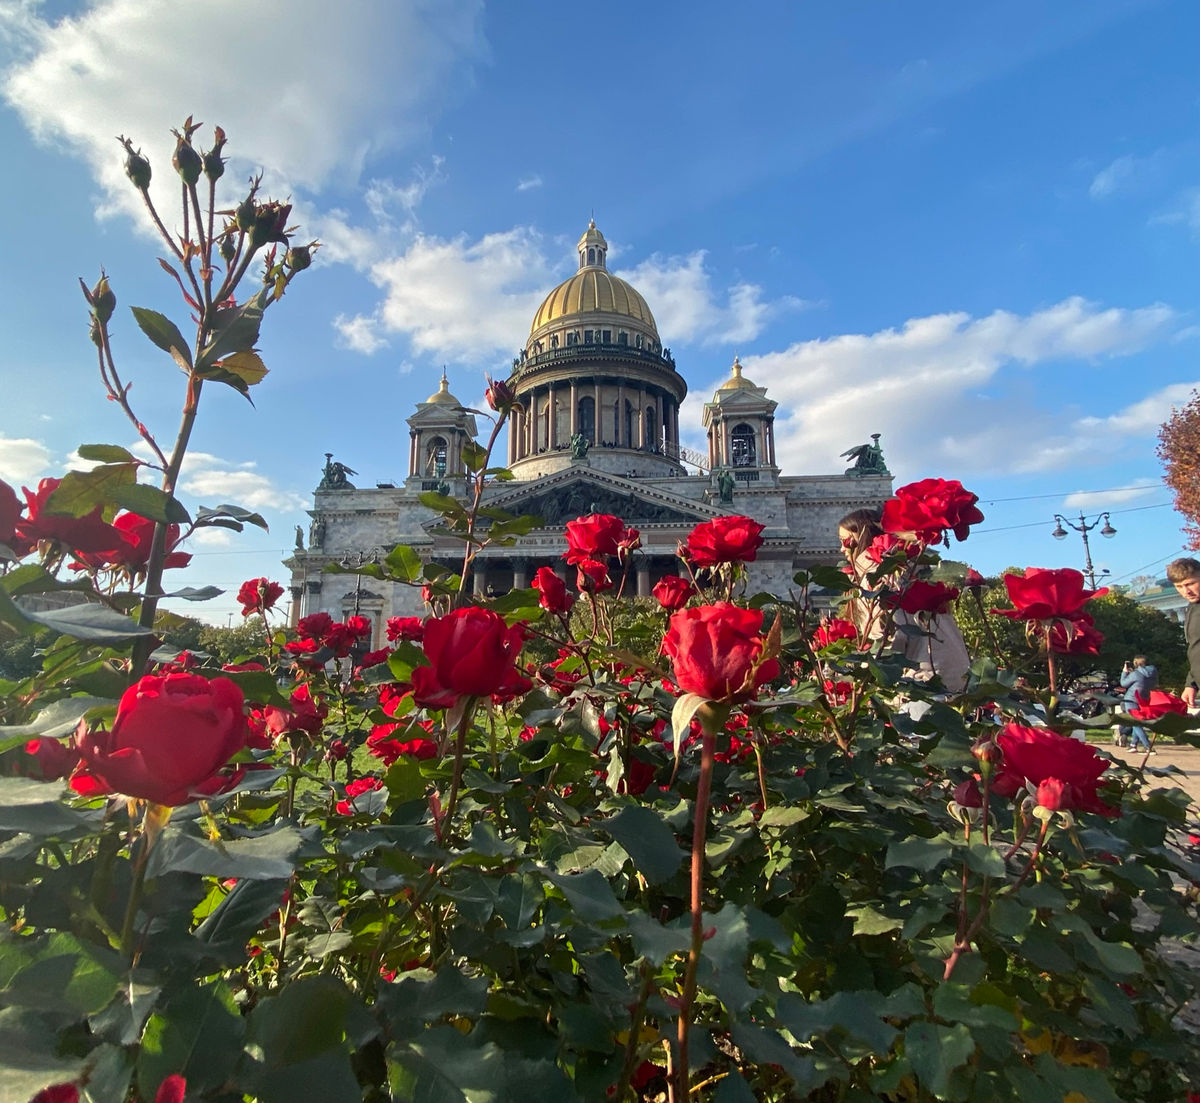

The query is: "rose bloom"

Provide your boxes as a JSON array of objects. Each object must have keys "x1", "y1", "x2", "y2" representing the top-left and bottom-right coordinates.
[
  {"x1": 575, "y1": 557, "x2": 612, "y2": 593},
  {"x1": 1047, "y1": 614, "x2": 1104, "y2": 655},
  {"x1": 889, "y1": 579, "x2": 959, "y2": 616},
  {"x1": 72, "y1": 673, "x2": 247, "y2": 806},
  {"x1": 15, "y1": 477, "x2": 125, "y2": 555},
  {"x1": 296, "y1": 612, "x2": 334, "y2": 640},
  {"x1": 963, "y1": 568, "x2": 986, "y2": 592},
  {"x1": 564, "y1": 513, "x2": 626, "y2": 565},
  {"x1": 681, "y1": 516, "x2": 765, "y2": 568},
  {"x1": 72, "y1": 512, "x2": 191, "y2": 574},
  {"x1": 1130, "y1": 689, "x2": 1188, "y2": 722},
  {"x1": 864, "y1": 532, "x2": 920, "y2": 565},
  {"x1": 386, "y1": 615, "x2": 425, "y2": 642},
  {"x1": 993, "y1": 722, "x2": 1117, "y2": 817},
  {"x1": 238, "y1": 577, "x2": 285, "y2": 617},
  {"x1": 421, "y1": 607, "x2": 525, "y2": 698},
  {"x1": 532, "y1": 566, "x2": 573, "y2": 614},
  {"x1": 662, "y1": 603, "x2": 778, "y2": 703},
  {"x1": 24, "y1": 736, "x2": 77, "y2": 781},
  {"x1": 336, "y1": 776, "x2": 384, "y2": 816},
  {"x1": 992, "y1": 567, "x2": 1106, "y2": 622},
  {"x1": 652, "y1": 575, "x2": 695, "y2": 612},
  {"x1": 261, "y1": 683, "x2": 327, "y2": 739},
  {"x1": 812, "y1": 618, "x2": 858, "y2": 649},
  {"x1": 879, "y1": 478, "x2": 985, "y2": 543}
]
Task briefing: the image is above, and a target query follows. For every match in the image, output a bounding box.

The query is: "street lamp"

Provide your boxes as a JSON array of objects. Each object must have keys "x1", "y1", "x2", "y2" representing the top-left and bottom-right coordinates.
[
  {"x1": 340, "y1": 548, "x2": 384, "y2": 667},
  {"x1": 1051, "y1": 512, "x2": 1116, "y2": 589}
]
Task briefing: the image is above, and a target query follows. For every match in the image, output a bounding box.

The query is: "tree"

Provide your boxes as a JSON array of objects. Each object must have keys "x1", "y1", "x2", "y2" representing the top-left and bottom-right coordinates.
[{"x1": 1157, "y1": 389, "x2": 1200, "y2": 547}]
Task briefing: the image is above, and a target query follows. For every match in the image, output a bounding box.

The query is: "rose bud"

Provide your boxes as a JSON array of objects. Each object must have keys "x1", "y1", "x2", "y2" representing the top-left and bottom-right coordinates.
[
  {"x1": 484, "y1": 374, "x2": 518, "y2": 413},
  {"x1": 171, "y1": 131, "x2": 203, "y2": 186},
  {"x1": 219, "y1": 234, "x2": 236, "y2": 265},
  {"x1": 235, "y1": 195, "x2": 257, "y2": 233},
  {"x1": 119, "y1": 136, "x2": 151, "y2": 190},
  {"x1": 285, "y1": 245, "x2": 312, "y2": 271},
  {"x1": 203, "y1": 126, "x2": 227, "y2": 182}
]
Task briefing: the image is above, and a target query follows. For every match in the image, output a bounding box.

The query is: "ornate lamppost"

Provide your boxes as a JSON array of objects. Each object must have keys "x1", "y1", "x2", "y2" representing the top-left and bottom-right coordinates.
[{"x1": 1051, "y1": 512, "x2": 1116, "y2": 589}]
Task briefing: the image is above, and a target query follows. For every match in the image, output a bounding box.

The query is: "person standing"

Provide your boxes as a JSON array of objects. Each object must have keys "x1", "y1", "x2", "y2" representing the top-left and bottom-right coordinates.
[
  {"x1": 1167, "y1": 557, "x2": 1200, "y2": 709},
  {"x1": 1120, "y1": 655, "x2": 1158, "y2": 753}
]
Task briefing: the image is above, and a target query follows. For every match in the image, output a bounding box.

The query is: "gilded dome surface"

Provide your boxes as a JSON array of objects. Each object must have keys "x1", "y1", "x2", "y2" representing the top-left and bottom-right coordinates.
[
  {"x1": 717, "y1": 356, "x2": 757, "y2": 392},
  {"x1": 426, "y1": 374, "x2": 459, "y2": 405},
  {"x1": 529, "y1": 268, "x2": 658, "y2": 335}
]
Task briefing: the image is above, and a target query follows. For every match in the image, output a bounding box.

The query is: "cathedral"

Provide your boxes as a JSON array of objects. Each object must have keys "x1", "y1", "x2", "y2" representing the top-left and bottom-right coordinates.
[{"x1": 285, "y1": 222, "x2": 891, "y2": 640}]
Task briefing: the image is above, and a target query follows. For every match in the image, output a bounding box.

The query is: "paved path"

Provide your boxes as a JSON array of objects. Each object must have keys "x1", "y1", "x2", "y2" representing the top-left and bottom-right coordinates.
[{"x1": 1102, "y1": 740, "x2": 1200, "y2": 819}]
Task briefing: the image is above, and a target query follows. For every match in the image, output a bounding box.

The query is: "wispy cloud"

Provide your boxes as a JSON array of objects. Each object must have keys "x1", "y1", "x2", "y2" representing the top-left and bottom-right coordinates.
[
  {"x1": 682, "y1": 297, "x2": 1179, "y2": 480},
  {"x1": 1062, "y1": 480, "x2": 1161, "y2": 509},
  {"x1": 333, "y1": 313, "x2": 390, "y2": 355},
  {"x1": 516, "y1": 174, "x2": 542, "y2": 192},
  {"x1": 0, "y1": 436, "x2": 52, "y2": 483}
]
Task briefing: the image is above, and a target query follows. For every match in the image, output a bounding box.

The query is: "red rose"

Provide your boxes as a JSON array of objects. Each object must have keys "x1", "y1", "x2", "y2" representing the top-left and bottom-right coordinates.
[
  {"x1": 1047, "y1": 614, "x2": 1104, "y2": 655},
  {"x1": 576, "y1": 557, "x2": 612, "y2": 593},
  {"x1": 24, "y1": 737, "x2": 77, "y2": 781},
  {"x1": 484, "y1": 373, "x2": 518, "y2": 413},
  {"x1": 662, "y1": 603, "x2": 778, "y2": 702},
  {"x1": 261, "y1": 683, "x2": 327, "y2": 738},
  {"x1": 652, "y1": 575, "x2": 695, "y2": 612},
  {"x1": 297, "y1": 612, "x2": 334, "y2": 640},
  {"x1": 16, "y1": 478, "x2": 125, "y2": 556},
  {"x1": 72, "y1": 512, "x2": 191, "y2": 574},
  {"x1": 964, "y1": 568, "x2": 986, "y2": 592},
  {"x1": 681, "y1": 516, "x2": 764, "y2": 568},
  {"x1": 616, "y1": 525, "x2": 641, "y2": 559},
  {"x1": 812, "y1": 618, "x2": 858, "y2": 648},
  {"x1": 994, "y1": 722, "x2": 1117, "y2": 817},
  {"x1": 238, "y1": 577, "x2": 285, "y2": 617},
  {"x1": 864, "y1": 532, "x2": 920, "y2": 565},
  {"x1": 0, "y1": 478, "x2": 20, "y2": 548},
  {"x1": 880, "y1": 478, "x2": 984, "y2": 542},
  {"x1": 532, "y1": 566, "x2": 573, "y2": 614},
  {"x1": 889, "y1": 579, "x2": 959, "y2": 616},
  {"x1": 324, "y1": 616, "x2": 372, "y2": 657},
  {"x1": 421, "y1": 607, "x2": 524, "y2": 698},
  {"x1": 1130, "y1": 690, "x2": 1188, "y2": 721},
  {"x1": 564, "y1": 513, "x2": 626, "y2": 565},
  {"x1": 72, "y1": 673, "x2": 247, "y2": 805},
  {"x1": 822, "y1": 679, "x2": 854, "y2": 705},
  {"x1": 386, "y1": 616, "x2": 425, "y2": 642},
  {"x1": 953, "y1": 777, "x2": 983, "y2": 808},
  {"x1": 337, "y1": 776, "x2": 384, "y2": 816},
  {"x1": 992, "y1": 567, "x2": 1106, "y2": 622},
  {"x1": 30, "y1": 1086, "x2": 79, "y2": 1103}
]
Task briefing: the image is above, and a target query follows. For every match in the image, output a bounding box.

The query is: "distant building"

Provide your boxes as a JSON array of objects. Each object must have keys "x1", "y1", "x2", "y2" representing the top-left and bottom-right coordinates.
[
  {"x1": 1125, "y1": 575, "x2": 1187, "y2": 623},
  {"x1": 285, "y1": 222, "x2": 891, "y2": 643}
]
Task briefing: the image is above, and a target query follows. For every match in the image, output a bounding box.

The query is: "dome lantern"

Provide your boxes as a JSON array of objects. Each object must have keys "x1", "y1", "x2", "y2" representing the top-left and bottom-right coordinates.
[{"x1": 577, "y1": 218, "x2": 607, "y2": 271}]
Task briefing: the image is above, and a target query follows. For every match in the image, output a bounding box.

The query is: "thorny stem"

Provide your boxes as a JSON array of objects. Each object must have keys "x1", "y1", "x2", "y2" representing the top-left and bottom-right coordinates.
[
  {"x1": 94, "y1": 322, "x2": 167, "y2": 469},
  {"x1": 455, "y1": 411, "x2": 510, "y2": 605},
  {"x1": 440, "y1": 699, "x2": 476, "y2": 833}
]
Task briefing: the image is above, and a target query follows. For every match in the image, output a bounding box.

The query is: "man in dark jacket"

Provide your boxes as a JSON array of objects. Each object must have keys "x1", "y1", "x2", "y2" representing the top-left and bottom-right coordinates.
[{"x1": 1167, "y1": 558, "x2": 1200, "y2": 708}]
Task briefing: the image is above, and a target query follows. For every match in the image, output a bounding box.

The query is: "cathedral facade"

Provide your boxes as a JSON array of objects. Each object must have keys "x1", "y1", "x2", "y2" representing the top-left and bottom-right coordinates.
[{"x1": 285, "y1": 222, "x2": 891, "y2": 642}]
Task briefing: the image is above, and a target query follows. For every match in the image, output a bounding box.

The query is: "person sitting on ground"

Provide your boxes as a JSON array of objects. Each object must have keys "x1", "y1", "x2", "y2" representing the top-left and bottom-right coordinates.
[
  {"x1": 837, "y1": 507, "x2": 971, "y2": 692},
  {"x1": 1120, "y1": 655, "x2": 1158, "y2": 753},
  {"x1": 1168, "y1": 557, "x2": 1200, "y2": 710}
]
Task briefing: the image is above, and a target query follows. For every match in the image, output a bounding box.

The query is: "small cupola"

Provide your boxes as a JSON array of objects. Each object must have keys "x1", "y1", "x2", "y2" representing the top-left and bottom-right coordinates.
[{"x1": 577, "y1": 218, "x2": 607, "y2": 270}]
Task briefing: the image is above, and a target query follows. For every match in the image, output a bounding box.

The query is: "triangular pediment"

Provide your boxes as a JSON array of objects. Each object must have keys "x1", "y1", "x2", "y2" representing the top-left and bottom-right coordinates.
[{"x1": 481, "y1": 468, "x2": 721, "y2": 528}]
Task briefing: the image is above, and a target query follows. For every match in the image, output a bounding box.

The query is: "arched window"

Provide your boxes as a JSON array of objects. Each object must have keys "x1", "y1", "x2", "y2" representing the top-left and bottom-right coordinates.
[
  {"x1": 426, "y1": 436, "x2": 448, "y2": 476},
  {"x1": 624, "y1": 400, "x2": 634, "y2": 447},
  {"x1": 644, "y1": 407, "x2": 657, "y2": 452},
  {"x1": 578, "y1": 396, "x2": 595, "y2": 443},
  {"x1": 732, "y1": 423, "x2": 756, "y2": 467},
  {"x1": 588, "y1": 247, "x2": 595, "y2": 265}
]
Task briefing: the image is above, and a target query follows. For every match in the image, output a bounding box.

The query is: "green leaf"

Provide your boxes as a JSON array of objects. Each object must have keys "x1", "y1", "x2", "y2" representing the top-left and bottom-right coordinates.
[
  {"x1": 545, "y1": 869, "x2": 625, "y2": 922},
  {"x1": 461, "y1": 439, "x2": 488, "y2": 473},
  {"x1": 496, "y1": 873, "x2": 543, "y2": 932},
  {"x1": 904, "y1": 1021, "x2": 974, "y2": 1097},
  {"x1": 296, "y1": 896, "x2": 353, "y2": 959},
  {"x1": 715, "y1": 1070, "x2": 761, "y2": 1103},
  {"x1": 194, "y1": 503, "x2": 269, "y2": 531},
  {"x1": 4, "y1": 932, "x2": 122, "y2": 1016},
  {"x1": 848, "y1": 905, "x2": 903, "y2": 935},
  {"x1": 76, "y1": 444, "x2": 137, "y2": 464},
  {"x1": 145, "y1": 824, "x2": 305, "y2": 881},
  {"x1": 2, "y1": 563, "x2": 95, "y2": 598},
  {"x1": 214, "y1": 349, "x2": 269, "y2": 387},
  {"x1": 626, "y1": 914, "x2": 691, "y2": 966},
  {"x1": 247, "y1": 974, "x2": 351, "y2": 1066},
  {"x1": 601, "y1": 803, "x2": 686, "y2": 885},
  {"x1": 419, "y1": 490, "x2": 468, "y2": 520},
  {"x1": 0, "y1": 696, "x2": 113, "y2": 751},
  {"x1": 384, "y1": 543, "x2": 423, "y2": 582},
  {"x1": 378, "y1": 966, "x2": 488, "y2": 1029},
  {"x1": 0, "y1": 776, "x2": 103, "y2": 834},
  {"x1": 43, "y1": 464, "x2": 137, "y2": 518},
  {"x1": 885, "y1": 834, "x2": 955, "y2": 873},
  {"x1": 164, "y1": 585, "x2": 224, "y2": 601},
  {"x1": 137, "y1": 982, "x2": 243, "y2": 1098},
  {"x1": 196, "y1": 289, "x2": 268, "y2": 372},
  {"x1": 671, "y1": 692, "x2": 707, "y2": 756},
  {"x1": 130, "y1": 306, "x2": 192, "y2": 370},
  {"x1": 194, "y1": 878, "x2": 290, "y2": 950},
  {"x1": 24, "y1": 603, "x2": 155, "y2": 643},
  {"x1": 109, "y1": 484, "x2": 190, "y2": 524}
]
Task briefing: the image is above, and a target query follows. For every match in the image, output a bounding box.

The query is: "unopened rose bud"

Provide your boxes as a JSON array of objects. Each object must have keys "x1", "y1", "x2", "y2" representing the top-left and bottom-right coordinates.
[
  {"x1": 251, "y1": 201, "x2": 292, "y2": 249},
  {"x1": 285, "y1": 245, "x2": 311, "y2": 271},
  {"x1": 235, "y1": 195, "x2": 257, "y2": 234},
  {"x1": 119, "y1": 137, "x2": 151, "y2": 191},
  {"x1": 89, "y1": 317, "x2": 103, "y2": 348},
  {"x1": 964, "y1": 568, "x2": 986, "y2": 593},
  {"x1": 90, "y1": 274, "x2": 116, "y2": 325},
  {"x1": 971, "y1": 735, "x2": 1001, "y2": 777},
  {"x1": 218, "y1": 235, "x2": 236, "y2": 264},
  {"x1": 484, "y1": 373, "x2": 518, "y2": 413},
  {"x1": 203, "y1": 126, "x2": 227, "y2": 182},
  {"x1": 172, "y1": 131, "x2": 203, "y2": 186}
]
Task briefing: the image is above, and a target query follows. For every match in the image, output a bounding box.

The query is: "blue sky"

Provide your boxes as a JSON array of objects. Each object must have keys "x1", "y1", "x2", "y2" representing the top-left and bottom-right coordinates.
[{"x1": 0, "y1": 0, "x2": 1197, "y2": 624}]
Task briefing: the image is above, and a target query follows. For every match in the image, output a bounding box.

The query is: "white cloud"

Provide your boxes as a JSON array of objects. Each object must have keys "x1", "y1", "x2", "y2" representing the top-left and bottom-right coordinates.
[
  {"x1": 617, "y1": 251, "x2": 807, "y2": 346},
  {"x1": 684, "y1": 297, "x2": 1178, "y2": 480},
  {"x1": 1062, "y1": 480, "x2": 1160, "y2": 509},
  {"x1": 1089, "y1": 155, "x2": 1138, "y2": 199},
  {"x1": 1, "y1": 1, "x2": 485, "y2": 225},
  {"x1": 516, "y1": 174, "x2": 542, "y2": 192},
  {"x1": 180, "y1": 463, "x2": 308, "y2": 513},
  {"x1": 186, "y1": 526, "x2": 234, "y2": 549},
  {"x1": 0, "y1": 436, "x2": 52, "y2": 483},
  {"x1": 333, "y1": 313, "x2": 389, "y2": 355},
  {"x1": 1076, "y1": 382, "x2": 1200, "y2": 436}
]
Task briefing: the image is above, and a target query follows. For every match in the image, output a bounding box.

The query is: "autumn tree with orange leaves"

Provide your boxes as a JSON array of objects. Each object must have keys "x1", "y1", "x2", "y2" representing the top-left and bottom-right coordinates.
[{"x1": 1158, "y1": 389, "x2": 1200, "y2": 548}]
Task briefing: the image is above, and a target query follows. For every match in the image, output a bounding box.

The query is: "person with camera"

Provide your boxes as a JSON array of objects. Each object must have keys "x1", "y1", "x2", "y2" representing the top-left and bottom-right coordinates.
[{"x1": 1120, "y1": 655, "x2": 1159, "y2": 753}]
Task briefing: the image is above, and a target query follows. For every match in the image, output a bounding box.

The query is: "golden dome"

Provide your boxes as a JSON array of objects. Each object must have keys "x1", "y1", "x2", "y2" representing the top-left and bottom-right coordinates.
[
  {"x1": 529, "y1": 268, "x2": 658, "y2": 334},
  {"x1": 717, "y1": 355, "x2": 757, "y2": 392},
  {"x1": 426, "y1": 372, "x2": 459, "y2": 405}
]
